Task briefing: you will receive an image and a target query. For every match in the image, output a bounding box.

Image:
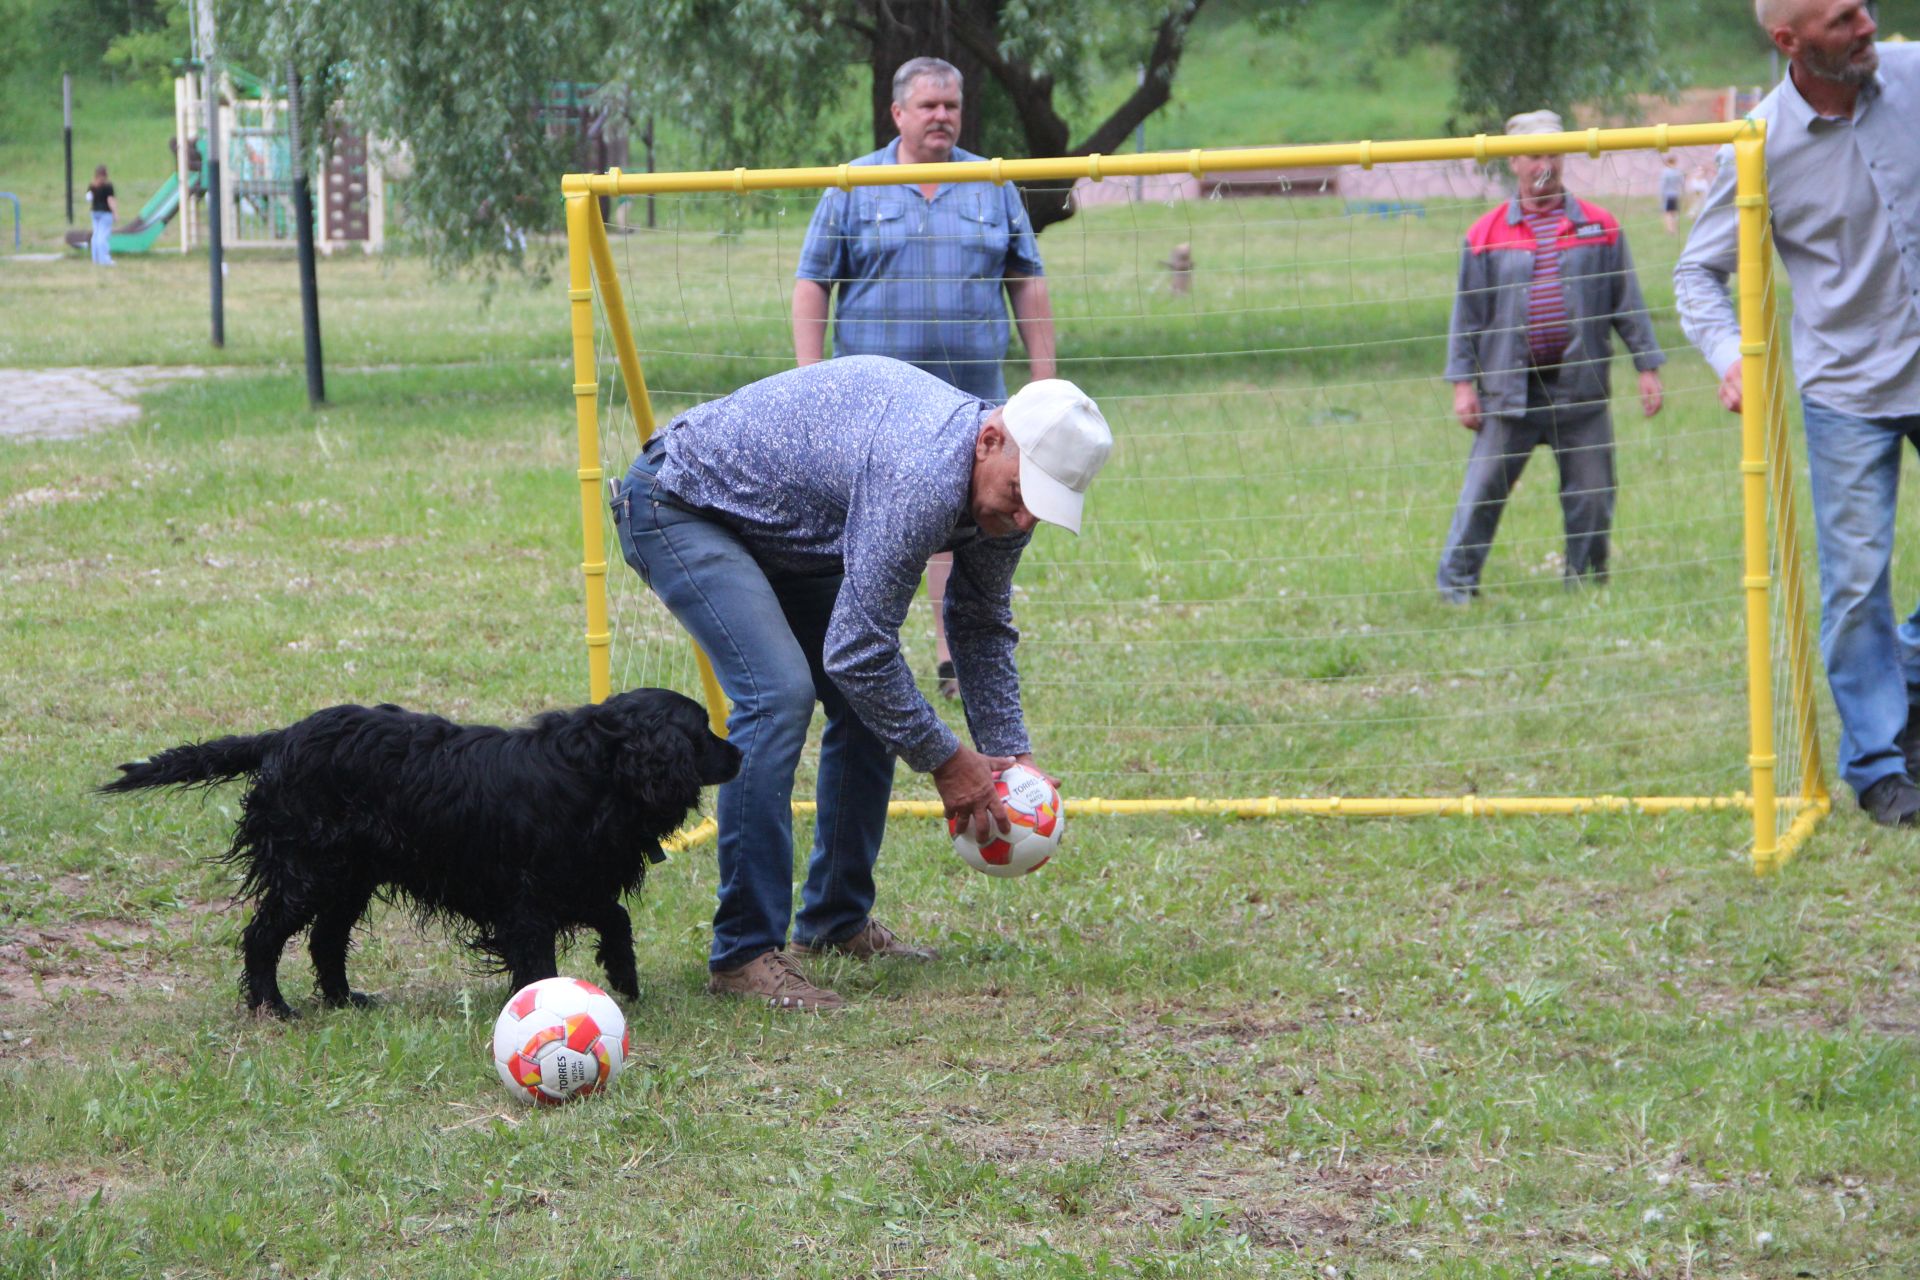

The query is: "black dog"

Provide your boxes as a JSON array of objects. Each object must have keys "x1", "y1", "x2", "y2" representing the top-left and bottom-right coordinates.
[{"x1": 100, "y1": 688, "x2": 741, "y2": 1018}]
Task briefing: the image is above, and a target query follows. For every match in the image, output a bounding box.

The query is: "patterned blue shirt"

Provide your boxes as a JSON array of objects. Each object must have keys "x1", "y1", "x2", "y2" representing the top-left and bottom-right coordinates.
[
  {"x1": 794, "y1": 139, "x2": 1045, "y2": 402},
  {"x1": 652, "y1": 356, "x2": 1032, "y2": 772}
]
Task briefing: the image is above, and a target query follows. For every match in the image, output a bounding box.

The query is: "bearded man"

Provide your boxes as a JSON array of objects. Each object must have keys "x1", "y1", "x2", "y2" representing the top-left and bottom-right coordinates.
[{"x1": 1675, "y1": 1, "x2": 1920, "y2": 826}]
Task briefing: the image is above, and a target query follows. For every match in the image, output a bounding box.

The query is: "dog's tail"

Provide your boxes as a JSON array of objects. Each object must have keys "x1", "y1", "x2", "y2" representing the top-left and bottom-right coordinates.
[{"x1": 98, "y1": 732, "x2": 281, "y2": 795}]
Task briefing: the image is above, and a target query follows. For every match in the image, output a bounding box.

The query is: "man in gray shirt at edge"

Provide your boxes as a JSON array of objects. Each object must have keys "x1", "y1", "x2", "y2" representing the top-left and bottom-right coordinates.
[
  {"x1": 1674, "y1": 1, "x2": 1920, "y2": 825},
  {"x1": 609, "y1": 355, "x2": 1113, "y2": 1008}
]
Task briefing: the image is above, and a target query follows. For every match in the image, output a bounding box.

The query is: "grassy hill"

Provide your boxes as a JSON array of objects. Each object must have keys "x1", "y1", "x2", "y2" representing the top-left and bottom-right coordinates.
[{"x1": 1104, "y1": 0, "x2": 1784, "y2": 151}]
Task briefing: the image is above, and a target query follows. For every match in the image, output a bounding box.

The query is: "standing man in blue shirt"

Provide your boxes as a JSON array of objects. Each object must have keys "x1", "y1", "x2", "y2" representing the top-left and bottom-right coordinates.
[
  {"x1": 794, "y1": 56, "x2": 1057, "y2": 700},
  {"x1": 609, "y1": 357, "x2": 1110, "y2": 1010},
  {"x1": 1675, "y1": 1, "x2": 1920, "y2": 825}
]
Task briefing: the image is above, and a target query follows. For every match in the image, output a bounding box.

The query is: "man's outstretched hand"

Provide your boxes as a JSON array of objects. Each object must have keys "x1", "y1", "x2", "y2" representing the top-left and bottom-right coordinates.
[{"x1": 933, "y1": 745, "x2": 1014, "y2": 845}]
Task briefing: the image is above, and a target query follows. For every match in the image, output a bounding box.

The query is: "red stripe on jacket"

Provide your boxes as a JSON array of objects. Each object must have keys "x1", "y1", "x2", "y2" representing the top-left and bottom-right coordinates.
[{"x1": 1465, "y1": 198, "x2": 1621, "y2": 254}]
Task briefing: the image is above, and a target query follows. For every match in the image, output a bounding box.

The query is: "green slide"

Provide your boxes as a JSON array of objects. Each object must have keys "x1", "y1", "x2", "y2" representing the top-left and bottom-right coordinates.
[{"x1": 65, "y1": 171, "x2": 188, "y2": 255}]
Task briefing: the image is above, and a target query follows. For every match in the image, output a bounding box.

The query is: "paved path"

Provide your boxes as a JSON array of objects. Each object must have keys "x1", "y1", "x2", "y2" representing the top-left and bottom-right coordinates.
[{"x1": 0, "y1": 366, "x2": 211, "y2": 442}]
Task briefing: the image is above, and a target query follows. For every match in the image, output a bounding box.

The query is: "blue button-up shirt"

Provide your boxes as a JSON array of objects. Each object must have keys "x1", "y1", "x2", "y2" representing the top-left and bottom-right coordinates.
[
  {"x1": 1674, "y1": 44, "x2": 1920, "y2": 418},
  {"x1": 794, "y1": 139, "x2": 1045, "y2": 402},
  {"x1": 651, "y1": 356, "x2": 1032, "y2": 773}
]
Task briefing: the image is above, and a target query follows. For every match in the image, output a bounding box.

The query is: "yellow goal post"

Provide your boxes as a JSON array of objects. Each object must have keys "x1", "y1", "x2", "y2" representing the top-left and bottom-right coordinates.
[{"x1": 560, "y1": 120, "x2": 1828, "y2": 874}]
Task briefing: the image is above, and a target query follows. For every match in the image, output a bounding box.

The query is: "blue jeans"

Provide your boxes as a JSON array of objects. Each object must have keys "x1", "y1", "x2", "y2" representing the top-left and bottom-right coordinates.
[
  {"x1": 610, "y1": 448, "x2": 897, "y2": 971},
  {"x1": 1801, "y1": 398, "x2": 1920, "y2": 795},
  {"x1": 90, "y1": 211, "x2": 114, "y2": 265}
]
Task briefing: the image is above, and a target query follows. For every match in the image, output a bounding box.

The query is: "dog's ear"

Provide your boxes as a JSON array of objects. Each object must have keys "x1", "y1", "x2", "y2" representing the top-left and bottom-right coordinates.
[{"x1": 616, "y1": 727, "x2": 703, "y2": 827}]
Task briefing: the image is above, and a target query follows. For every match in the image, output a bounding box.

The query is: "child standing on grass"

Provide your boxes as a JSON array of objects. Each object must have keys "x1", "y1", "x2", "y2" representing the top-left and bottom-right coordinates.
[{"x1": 86, "y1": 165, "x2": 117, "y2": 266}]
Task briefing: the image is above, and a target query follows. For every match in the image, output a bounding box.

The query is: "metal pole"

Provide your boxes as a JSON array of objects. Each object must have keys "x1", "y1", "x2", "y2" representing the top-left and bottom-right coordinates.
[
  {"x1": 644, "y1": 114, "x2": 656, "y2": 230},
  {"x1": 1734, "y1": 128, "x2": 1779, "y2": 873},
  {"x1": 197, "y1": 0, "x2": 224, "y2": 348},
  {"x1": 565, "y1": 192, "x2": 615, "y2": 705},
  {"x1": 1134, "y1": 65, "x2": 1146, "y2": 202},
  {"x1": 63, "y1": 75, "x2": 73, "y2": 226},
  {"x1": 287, "y1": 63, "x2": 326, "y2": 407}
]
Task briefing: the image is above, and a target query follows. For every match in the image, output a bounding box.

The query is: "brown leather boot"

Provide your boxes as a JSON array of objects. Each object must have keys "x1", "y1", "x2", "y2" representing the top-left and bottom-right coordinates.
[
  {"x1": 706, "y1": 950, "x2": 846, "y2": 1011},
  {"x1": 791, "y1": 918, "x2": 937, "y2": 962}
]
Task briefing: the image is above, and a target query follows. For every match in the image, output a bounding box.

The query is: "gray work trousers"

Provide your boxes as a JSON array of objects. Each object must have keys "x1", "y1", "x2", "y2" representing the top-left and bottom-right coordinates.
[{"x1": 1436, "y1": 375, "x2": 1616, "y2": 600}]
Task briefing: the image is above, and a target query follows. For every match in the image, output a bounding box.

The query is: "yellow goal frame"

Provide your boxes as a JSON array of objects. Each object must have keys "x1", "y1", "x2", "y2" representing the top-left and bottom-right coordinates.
[{"x1": 560, "y1": 120, "x2": 1828, "y2": 874}]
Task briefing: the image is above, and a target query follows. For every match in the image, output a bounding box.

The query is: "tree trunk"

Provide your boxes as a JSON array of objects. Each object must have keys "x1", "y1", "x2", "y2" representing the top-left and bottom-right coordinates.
[
  {"x1": 953, "y1": 0, "x2": 1208, "y2": 232},
  {"x1": 855, "y1": 0, "x2": 1209, "y2": 233},
  {"x1": 862, "y1": 0, "x2": 994, "y2": 155}
]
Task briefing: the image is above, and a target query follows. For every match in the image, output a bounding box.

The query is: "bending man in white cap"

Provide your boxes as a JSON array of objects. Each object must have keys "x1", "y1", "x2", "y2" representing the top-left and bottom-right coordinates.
[
  {"x1": 1437, "y1": 108, "x2": 1666, "y2": 602},
  {"x1": 609, "y1": 354, "x2": 1112, "y2": 1010}
]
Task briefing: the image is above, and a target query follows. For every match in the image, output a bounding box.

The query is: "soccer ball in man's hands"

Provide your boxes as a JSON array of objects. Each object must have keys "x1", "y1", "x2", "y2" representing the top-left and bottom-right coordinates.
[
  {"x1": 491, "y1": 977, "x2": 629, "y2": 1105},
  {"x1": 949, "y1": 764, "x2": 1064, "y2": 878}
]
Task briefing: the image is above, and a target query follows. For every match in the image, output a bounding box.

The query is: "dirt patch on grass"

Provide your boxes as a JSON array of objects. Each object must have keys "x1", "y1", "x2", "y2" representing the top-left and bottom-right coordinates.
[
  {"x1": 1134, "y1": 1158, "x2": 1423, "y2": 1252},
  {"x1": 941, "y1": 1115, "x2": 1116, "y2": 1168},
  {"x1": 1, "y1": 1166, "x2": 142, "y2": 1214},
  {"x1": 1859, "y1": 972, "x2": 1920, "y2": 1038},
  {"x1": 0, "y1": 904, "x2": 216, "y2": 1016},
  {"x1": 939, "y1": 1110, "x2": 1425, "y2": 1255},
  {"x1": 0, "y1": 1165, "x2": 151, "y2": 1237},
  {"x1": 1116, "y1": 1010, "x2": 1308, "y2": 1062},
  {"x1": 1680, "y1": 966, "x2": 1920, "y2": 1039}
]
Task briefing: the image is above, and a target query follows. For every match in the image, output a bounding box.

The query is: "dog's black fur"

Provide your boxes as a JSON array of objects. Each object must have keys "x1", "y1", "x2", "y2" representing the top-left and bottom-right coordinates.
[{"x1": 100, "y1": 688, "x2": 741, "y2": 1018}]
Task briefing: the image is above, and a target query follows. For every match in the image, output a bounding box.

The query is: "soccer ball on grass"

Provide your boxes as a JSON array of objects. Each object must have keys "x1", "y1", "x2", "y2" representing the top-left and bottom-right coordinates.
[
  {"x1": 491, "y1": 976, "x2": 629, "y2": 1105},
  {"x1": 948, "y1": 764, "x2": 1064, "y2": 878}
]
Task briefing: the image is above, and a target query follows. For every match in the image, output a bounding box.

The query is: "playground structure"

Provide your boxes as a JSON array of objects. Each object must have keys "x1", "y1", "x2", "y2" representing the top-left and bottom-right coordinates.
[
  {"x1": 66, "y1": 66, "x2": 384, "y2": 257},
  {"x1": 175, "y1": 65, "x2": 385, "y2": 254}
]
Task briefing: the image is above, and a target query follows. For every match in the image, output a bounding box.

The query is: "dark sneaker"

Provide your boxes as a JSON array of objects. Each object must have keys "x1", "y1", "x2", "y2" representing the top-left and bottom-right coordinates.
[
  {"x1": 1898, "y1": 706, "x2": 1920, "y2": 780},
  {"x1": 707, "y1": 950, "x2": 845, "y2": 1011},
  {"x1": 791, "y1": 918, "x2": 937, "y2": 962},
  {"x1": 1858, "y1": 774, "x2": 1920, "y2": 828},
  {"x1": 936, "y1": 659, "x2": 959, "y2": 701}
]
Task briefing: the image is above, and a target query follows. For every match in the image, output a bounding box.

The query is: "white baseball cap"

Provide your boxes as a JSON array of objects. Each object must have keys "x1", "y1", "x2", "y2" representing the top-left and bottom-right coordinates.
[
  {"x1": 1001, "y1": 379, "x2": 1113, "y2": 535},
  {"x1": 1505, "y1": 109, "x2": 1565, "y2": 137}
]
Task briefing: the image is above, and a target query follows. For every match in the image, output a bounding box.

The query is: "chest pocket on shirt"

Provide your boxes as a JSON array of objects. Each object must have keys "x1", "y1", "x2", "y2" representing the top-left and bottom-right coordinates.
[
  {"x1": 859, "y1": 197, "x2": 910, "y2": 255},
  {"x1": 958, "y1": 192, "x2": 1009, "y2": 270}
]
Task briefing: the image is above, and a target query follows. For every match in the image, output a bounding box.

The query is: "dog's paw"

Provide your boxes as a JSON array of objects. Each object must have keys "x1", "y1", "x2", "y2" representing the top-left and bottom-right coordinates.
[{"x1": 322, "y1": 990, "x2": 381, "y2": 1010}]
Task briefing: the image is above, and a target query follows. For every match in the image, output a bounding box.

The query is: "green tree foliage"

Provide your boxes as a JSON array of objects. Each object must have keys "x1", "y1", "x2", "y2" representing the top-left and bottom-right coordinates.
[
  {"x1": 1400, "y1": 0, "x2": 1684, "y2": 134},
  {"x1": 224, "y1": 0, "x2": 1260, "y2": 268},
  {"x1": 228, "y1": 0, "x2": 1688, "y2": 267},
  {"x1": 222, "y1": 0, "x2": 624, "y2": 271},
  {"x1": 103, "y1": 0, "x2": 193, "y2": 95},
  {"x1": 0, "y1": 0, "x2": 185, "y2": 133}
]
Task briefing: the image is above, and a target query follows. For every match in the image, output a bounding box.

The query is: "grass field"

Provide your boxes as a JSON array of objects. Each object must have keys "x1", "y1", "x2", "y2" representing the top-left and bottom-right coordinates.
[{"x1": 5, "y1": 155, "x2": 1920, "y2": 1279}]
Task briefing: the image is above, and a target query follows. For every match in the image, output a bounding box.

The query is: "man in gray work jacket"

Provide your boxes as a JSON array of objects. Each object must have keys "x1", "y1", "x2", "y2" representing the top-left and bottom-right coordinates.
[
  {"x1": 1438, "y1": 109, "x2": 1666, "y2": 603},
  {"x1": 609, "y1": 356, "x2": 1112, "y2": 1009},
  {"x1": 1675, "y1": 2, "x2": 1920, "y2": 826}
]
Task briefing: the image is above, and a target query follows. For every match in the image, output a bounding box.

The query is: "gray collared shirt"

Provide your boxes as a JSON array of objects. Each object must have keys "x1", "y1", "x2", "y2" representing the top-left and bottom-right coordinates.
[
  {"x1": 648, "y1": 355, "x2": 1031, "y2": 773},
  {"x1": 1674, "y1": 44, "x2": 1920, "y2": 417}
]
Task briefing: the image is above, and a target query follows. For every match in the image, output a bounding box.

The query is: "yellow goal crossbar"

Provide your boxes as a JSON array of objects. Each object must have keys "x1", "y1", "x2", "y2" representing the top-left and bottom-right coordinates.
[{"x1": 562, "y1": 119, "x2": 1830, "y2": 875}]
